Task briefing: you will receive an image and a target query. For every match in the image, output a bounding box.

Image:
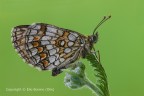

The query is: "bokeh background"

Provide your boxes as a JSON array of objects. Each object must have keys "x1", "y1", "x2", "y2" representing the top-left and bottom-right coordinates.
[{"x1": 0, "y1": 0, "x2": 144, "y2": 96}]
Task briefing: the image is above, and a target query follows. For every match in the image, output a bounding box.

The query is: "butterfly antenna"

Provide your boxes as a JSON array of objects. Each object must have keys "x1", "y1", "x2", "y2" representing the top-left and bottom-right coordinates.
[{"x1": 93, "y1": 15, "x2": 111, "y2": 35}]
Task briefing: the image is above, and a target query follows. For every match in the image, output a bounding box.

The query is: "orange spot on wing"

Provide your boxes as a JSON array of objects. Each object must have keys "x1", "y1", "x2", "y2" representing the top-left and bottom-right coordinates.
[
  {"x1": 42, "y1": 60, "x2": 49, "y2": 67},
  {"x1": 34, "y1": 36, "x2": 40, "y2": 41},
  {"x1": 33, "y1": 42, "x2": 39, "y2": 47},
  {"x1": 63, "y1": 31, "x2": 69, "y2": 37},
  {"x1": 37, "y1": 47, "x2": 43, "y2": 53},
  {"x1": 40, "y1": 53, "x2": 47, "y2": 60}
]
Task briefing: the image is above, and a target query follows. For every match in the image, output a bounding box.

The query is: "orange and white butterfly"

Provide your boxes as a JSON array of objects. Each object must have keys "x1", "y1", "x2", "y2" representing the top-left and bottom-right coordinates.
[{"x1": 11, "y1": 16, "x2": 111, "y2": 76}]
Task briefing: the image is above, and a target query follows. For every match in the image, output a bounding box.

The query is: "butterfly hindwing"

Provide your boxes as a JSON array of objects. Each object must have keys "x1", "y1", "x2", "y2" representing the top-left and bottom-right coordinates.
[{"x1": 12, "y1": 23, "x2": 86, "y2": 71}]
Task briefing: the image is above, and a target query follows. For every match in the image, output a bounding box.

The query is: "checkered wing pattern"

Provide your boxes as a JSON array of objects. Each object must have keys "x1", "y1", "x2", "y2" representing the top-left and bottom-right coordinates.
[{"x1": 12, "y1": 23, "x2": 86, "y2": 70}]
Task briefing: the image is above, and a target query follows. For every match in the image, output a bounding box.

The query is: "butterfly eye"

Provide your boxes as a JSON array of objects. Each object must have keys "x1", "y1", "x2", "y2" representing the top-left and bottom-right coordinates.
[
  {"x1": 92, "y1": 36, "x2": 96, "y2": 43},
  {"x1": 92, "y1": 33, "x2": 98, "y2": 43}
]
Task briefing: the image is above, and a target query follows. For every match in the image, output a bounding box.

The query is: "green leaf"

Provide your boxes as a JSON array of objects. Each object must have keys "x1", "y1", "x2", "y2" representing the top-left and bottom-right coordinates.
[{"x1": 86, "y1": 53, "x2": 110, "y2": 96}]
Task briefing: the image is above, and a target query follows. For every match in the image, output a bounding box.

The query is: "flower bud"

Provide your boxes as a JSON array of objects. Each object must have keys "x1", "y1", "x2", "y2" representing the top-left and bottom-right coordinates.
[{"x1": 64, "y1": 62, "x2": 86, "y2": 89}]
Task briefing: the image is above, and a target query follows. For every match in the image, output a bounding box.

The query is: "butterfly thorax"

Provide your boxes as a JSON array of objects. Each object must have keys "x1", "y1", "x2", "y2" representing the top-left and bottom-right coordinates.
[{"x1": 80, "y1": 33, "x2": 98, "y2": 58}]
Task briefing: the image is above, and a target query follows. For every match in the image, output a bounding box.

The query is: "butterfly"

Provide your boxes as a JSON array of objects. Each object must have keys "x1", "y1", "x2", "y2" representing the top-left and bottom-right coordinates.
[{"x1": 11, "y1": 16, "x2": 111, "y2": 76}]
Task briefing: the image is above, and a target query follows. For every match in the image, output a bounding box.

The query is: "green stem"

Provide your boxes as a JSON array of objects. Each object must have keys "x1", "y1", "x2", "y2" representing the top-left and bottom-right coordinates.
[{"x1": 83, "y1": 77, "x2": 103, "y2": 96}]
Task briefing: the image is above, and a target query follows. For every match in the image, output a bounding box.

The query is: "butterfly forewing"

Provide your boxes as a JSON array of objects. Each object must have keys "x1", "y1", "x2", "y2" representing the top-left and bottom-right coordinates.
[{"x1": 12, "y1": 23, "x2": 86, "y2": 70}]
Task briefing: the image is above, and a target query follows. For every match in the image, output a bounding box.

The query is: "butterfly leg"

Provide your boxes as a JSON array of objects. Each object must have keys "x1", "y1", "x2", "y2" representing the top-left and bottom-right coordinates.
[
  {"x1": 52, "y1": 63, "x2": 75, "y2": 76},
  {"x1": 91, "y1": 46, "x2": 97, "y2": 55},
  {"x1": 90, "y1": 47, "x2": 100, "y2": 63},
  {"x1": 52, "y1": 67, "x2": 65, "y2": 76},
  {"x1": 96, "y1": 50, "x2": 100, "y2": 62}
]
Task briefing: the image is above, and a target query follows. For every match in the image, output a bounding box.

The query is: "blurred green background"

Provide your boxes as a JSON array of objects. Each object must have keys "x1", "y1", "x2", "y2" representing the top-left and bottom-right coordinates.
[{"x1": 0, "y1": 0, "x2": 144, "y2": 96}]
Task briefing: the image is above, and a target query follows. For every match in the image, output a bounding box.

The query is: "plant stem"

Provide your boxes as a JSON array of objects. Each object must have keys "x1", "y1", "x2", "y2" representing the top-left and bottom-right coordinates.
[{"x1": 84, "y1": 77, "x2": 103, "y2": 96}]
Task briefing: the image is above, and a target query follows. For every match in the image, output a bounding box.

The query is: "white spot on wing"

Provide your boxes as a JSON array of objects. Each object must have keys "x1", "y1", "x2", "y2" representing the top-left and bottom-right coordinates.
[
  {"x1": 71, "y1": 32, "x2": 79, "y2": 37},
  {"x1": 31, "y1": 23, "x2": 41, "y2": 29},
  {"x1": 26, "y1": 43, "x2": 33, "y2": 49},
  {"x1": 57, "y1": 30, "x2": 63, "y2": 36},
  {"x1": 49, "y1": 49, "x2": 56, "y2": 55},
  {"x1": 55, "y1": 54, "x2": 59, "y2": 59},
  {"x1": 30, "y1": 48, "x2": 38, "y2": 56},
  {"x1": 41, "y1": 41, "x2": 50, "y2": 45},
  {"x1": 46, "y1": 32, "x2": 55, "y2": 36},
  {"x1": 49, "y1": 56, "x2": 56, "y2": 63},
  {"x1": 47, "y1": 64, "x2": 55, "y2": 70},
  {"x1": 34, "y1": 25, "x2": 41, "y2": 29},
  {"x1": 64, "y1": 48, "x2": 71, "y2": 53},
  {"x1": 33, "y1": 55, "x2": 40, "y2": 63},
  {"x1": 46, "y1": 45, "x2": 53, "y2": 50},
  {"x1": 60, "y1": 58, "x2": 65, "y2": 62},
  {"x1": 68, "y1": 34, "x2": 76, "y2": 41},
  {"x1": 68, "y1": 42, "x2": 74, "y2": 46},
  {"x1": 27, "y1": 36, "x2": 34, "y2": 42},
  {"x1": 54, "y1": 60, "x2": 60, "y2": 65},
  {"x1": 41, "y1": 36, "x2": 51, "y2": 40},
  {"x1": 47, "y1": 27, "x2": 57, "y2": 33},
  {"x1": 61, "y1": 41, "x2": 65, "y2": 46},
  {"x1": 30, "y1": 29, "x2": 37, "y2": 35}
]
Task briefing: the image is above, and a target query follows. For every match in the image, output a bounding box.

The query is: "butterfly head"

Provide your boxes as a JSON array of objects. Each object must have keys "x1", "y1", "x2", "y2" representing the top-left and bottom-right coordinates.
[
  {"x1": 89, "y1": 32, "x2": 98, "y2": 44},
  {"x1": 87, "y1": 16, "x2": 111, "y2": 51},
  {"x1": 90, "y1": 15, "x2": 111, "y2": 44}
]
